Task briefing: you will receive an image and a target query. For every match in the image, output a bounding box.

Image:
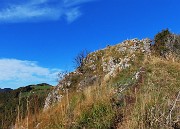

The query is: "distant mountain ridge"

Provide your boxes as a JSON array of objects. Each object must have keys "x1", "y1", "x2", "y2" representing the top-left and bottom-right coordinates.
[
  {"x1": 0, "y1": 83, "x2": 52, "y2": 93},
  {"x1": 0, "y1": 88, "x2": 13, "y2": 92}
]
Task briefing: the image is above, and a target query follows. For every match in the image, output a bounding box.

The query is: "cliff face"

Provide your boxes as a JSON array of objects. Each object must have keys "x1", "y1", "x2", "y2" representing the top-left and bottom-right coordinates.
[{"x1": 44, "y1": 38, "x2": 152, "y2": 110}]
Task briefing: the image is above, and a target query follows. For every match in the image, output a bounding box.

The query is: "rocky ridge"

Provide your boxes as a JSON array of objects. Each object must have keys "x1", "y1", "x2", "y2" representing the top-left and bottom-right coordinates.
[{"x1": 44, "y1": 38, "x2": 152, "y2": 110}]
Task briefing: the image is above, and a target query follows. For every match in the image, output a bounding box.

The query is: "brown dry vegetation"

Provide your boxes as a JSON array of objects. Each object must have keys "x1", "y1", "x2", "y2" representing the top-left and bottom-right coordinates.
[
  {"x1": 118, "y1": 56, "x2": 180, "y2": 129},
  {"x1": 15, "y1": 80, "x2": 116, "y2": 129},
  {"x1": 15, "y1": 55, "x2": 180, "y2": 129}
]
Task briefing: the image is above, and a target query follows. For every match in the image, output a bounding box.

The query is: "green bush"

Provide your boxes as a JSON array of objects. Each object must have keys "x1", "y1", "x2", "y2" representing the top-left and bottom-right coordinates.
[
  {"x1": 153, "y1": 29, "x2": 171, "y2": 56},
  {"x1": 75, "y1": 102, "x2": 115, "y2": 129},
  {"x1": 153, "y1": 29, "x2": 180, "y2": 58}
]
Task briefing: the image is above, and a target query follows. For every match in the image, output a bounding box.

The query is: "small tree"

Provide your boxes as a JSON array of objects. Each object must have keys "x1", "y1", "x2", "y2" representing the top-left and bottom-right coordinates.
[
  {"x1": 74, "y1": 50, "x2": 89, "y2": 72},
  {"x1": 57, "y1": 71, "x2": 69, "y2": 83}
]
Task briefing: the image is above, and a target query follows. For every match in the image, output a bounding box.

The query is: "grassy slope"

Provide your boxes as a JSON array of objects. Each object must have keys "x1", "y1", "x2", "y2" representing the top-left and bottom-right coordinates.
[
  {"x1": 118, "y1": 56, "x2": 180, "y2": 129},
  {"x1": 16, "y1": 55, "x2": 180, "y2": 129}
]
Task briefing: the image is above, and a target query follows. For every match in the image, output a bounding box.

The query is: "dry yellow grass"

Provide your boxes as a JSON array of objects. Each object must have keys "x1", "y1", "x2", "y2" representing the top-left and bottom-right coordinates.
[
  {"x1": 118, "y1": 56, "x2": 180, "y2": 129},
  {"x1": 15, "y1": 54, "x2": 180, "y2": 129},
  {"x1": 15, "y1": 78, "x2": 115, "y2": 129}
]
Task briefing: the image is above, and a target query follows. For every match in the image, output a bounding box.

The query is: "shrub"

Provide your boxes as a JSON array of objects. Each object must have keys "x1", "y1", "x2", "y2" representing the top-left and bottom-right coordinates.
[
  {"x1": 74, "y1": 50, "x2": 89, "y2": 73},
  {"x1": 153, "y1": 29, "x2": 180, "y2": 58},
  {"x1": 153, "y1": 29, "x2": 171, "y2": 56}
]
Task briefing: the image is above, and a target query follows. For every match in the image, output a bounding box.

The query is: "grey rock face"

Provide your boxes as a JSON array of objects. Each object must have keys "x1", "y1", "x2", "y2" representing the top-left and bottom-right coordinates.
[
  {"x1": 44, "y1": 85, "x2": 63, "y2": 111},
  {"x1": 78, "y1": 75, "x2": 98, "y2": 90},
  {"x1": 142, "y1": 38, "x2": 151, "y2": 54}
]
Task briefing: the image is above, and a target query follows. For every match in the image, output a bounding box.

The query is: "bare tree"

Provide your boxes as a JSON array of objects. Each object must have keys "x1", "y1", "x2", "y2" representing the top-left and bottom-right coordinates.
[
  {"x1": 74, "y1": 50, "x2": 89, "y2": 71},
  {"x1": 57, "y1": 71, "x2": 69, "y2": 83}
]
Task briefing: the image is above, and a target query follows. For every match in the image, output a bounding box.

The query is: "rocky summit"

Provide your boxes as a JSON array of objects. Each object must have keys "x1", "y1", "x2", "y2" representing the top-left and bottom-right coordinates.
[
  {"x1": 14, "y1": 30, "x2": 180, "y2": 129},
  {"x1": 44, "y1": 38, "x2": 152, "y2": 110}
]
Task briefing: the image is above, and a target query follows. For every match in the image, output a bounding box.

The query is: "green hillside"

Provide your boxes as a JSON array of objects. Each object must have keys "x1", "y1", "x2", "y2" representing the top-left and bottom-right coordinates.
[{"x1": 0, "y1": 83, "x2": 53, "y2": 129}]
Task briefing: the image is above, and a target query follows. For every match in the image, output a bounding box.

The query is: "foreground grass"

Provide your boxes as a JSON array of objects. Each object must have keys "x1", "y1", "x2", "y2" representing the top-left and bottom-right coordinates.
[
  {"x1": 15, "y1": 81, "x2": 117, "y2": 129},
  {"x1": 118, "y1": 57, "x2": 180, "y2": 129}
]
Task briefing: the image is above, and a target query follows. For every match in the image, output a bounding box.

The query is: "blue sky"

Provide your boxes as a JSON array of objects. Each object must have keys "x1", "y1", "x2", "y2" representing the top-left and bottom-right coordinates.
[{"x1": 0, "y1": 0, "x2": 179, "y2": 89}]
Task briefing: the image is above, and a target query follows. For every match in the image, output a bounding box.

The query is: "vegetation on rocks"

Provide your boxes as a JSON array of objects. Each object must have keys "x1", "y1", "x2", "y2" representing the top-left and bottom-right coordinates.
[{"x1": 1, "y1": 30, "x2": 180, "y2": 129}]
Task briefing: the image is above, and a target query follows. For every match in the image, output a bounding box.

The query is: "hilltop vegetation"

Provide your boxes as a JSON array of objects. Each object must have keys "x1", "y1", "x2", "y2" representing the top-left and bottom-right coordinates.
[
  {"x1": 2, "y1": 30, "x2": 180, "y2": 129},
  {"x1": 0, "y1": 83, "x2": 53, "y2": 129},
  {"x1": 153, "y1": 29, "x2": 180, "y2": 60}
]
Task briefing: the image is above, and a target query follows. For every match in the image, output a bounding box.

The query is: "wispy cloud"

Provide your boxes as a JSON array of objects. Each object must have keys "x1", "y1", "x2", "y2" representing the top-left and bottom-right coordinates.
[
  {"x1": 65, "y1": 7, "x2": 82, "y2": 23},
  {"x1": 0, "y1": 0, "x2": 95, "y2": 23},
  {"x1": 0, "y1": 58, "x2": 60, "y2": 89}
]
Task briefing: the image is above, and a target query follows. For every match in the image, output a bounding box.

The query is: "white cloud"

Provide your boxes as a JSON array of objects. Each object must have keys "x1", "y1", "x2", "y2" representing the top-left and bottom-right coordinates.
[
  {"x1": 0, "y1": 58, "x2": 61, "y2": 89},
  {"x1": 65, "y1": 7, "x2": 82, "y2": 23},
  {"x1": 63, "y1": 0, "x2": 95, "y2": 7},
  {"x1": 0, "y1": 0, "x2": 95, "y2": 23}
]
